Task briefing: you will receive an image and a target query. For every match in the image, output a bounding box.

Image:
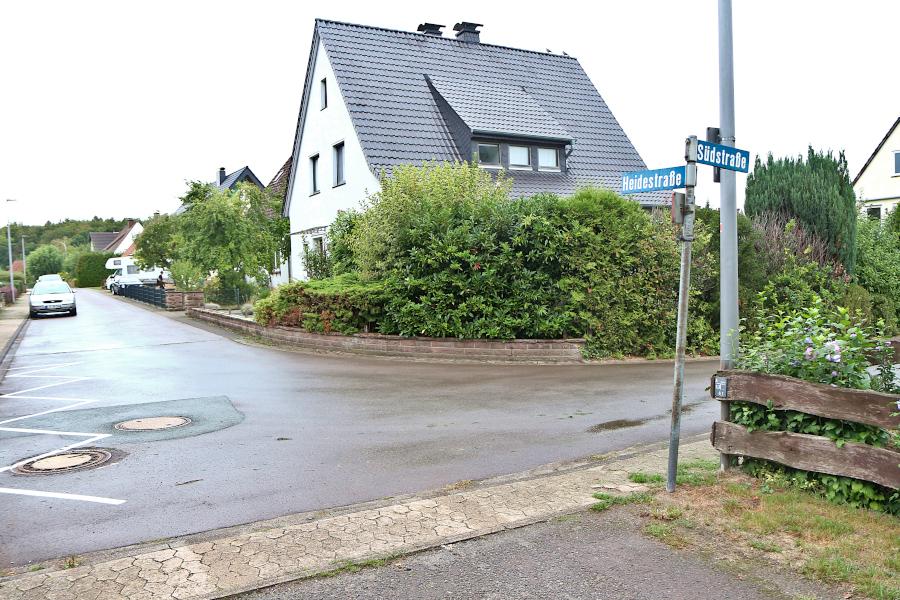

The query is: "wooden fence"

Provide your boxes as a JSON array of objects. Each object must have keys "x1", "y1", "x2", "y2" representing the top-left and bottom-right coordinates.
[{"x1": 710, "y1": 370, "x2": 900, "y2": 490}]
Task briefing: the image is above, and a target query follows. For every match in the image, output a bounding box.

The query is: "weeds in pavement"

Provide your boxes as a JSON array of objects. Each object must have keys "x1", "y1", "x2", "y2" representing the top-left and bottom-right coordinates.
[
  {"x1": 62, "y1": 557, "x2": 79, "y2": 569},
  {"x1": 590, "y1": 491, "x2": 653, "y2": 512},
  {"x1": 27, "y1": 565, "x2": 43, "y2": 572}
]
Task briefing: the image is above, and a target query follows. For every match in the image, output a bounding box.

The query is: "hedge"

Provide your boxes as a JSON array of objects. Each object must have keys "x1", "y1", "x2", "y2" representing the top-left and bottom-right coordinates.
[{"x1": 75, "y1": 252, "x2": 114, "y2": 287}]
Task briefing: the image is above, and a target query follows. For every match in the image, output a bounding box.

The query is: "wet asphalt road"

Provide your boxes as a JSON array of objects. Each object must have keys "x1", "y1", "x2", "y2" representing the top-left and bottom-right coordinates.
[{"x1": 0, "y1": 289, "x2": 719, "y2": 566}]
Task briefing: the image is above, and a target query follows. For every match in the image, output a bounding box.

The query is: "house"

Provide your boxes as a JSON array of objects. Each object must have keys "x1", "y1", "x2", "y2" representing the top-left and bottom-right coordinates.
[
  {"x1": 266, "y1": 158, "x2": 294, "y2": 286},
  {"x1": 282, "y1": 19, "x2": 660, "y2": 281},
  {"x1": 173, "y1": 166, "x2": 265, "y2": 215},
  {"x1": 89, "y1": 219, "x2": 143, "y2": 255},
  {"x1": 853, "y1": 116, "x2": 900, "y2": 221}
]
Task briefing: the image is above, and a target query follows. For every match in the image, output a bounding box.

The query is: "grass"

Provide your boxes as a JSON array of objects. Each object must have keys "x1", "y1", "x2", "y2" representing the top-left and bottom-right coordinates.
[
  {"x1": 626, "y1": 459, "x2": 719, "y2": 489},
  {"x1": 62, "y1": 556, "x2": 79, "y2": 569},
  {"x1": 316, "y1": 556, "x2": 396, "y2": 578},
  {"x1": 590, "y1": 491, "x2": 653, "y2": 512},
  {"x1": 27, "y1": 565, "x2": 43, "y2": 572}
]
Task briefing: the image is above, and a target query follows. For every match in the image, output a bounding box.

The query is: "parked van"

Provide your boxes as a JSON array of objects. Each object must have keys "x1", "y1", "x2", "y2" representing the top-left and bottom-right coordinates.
[{"x1": 105, "y1": 257, "x2": 168, "y2": 294}]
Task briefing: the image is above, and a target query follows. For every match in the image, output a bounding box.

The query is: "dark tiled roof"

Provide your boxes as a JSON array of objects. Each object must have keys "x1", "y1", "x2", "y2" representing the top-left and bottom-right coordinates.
[
  {"x1": 89, "y1": 232, "x2": 118, "y2": 252},
  {"x1": 266, "y1": 157, "x2": 293, "y2": 201},
  {"x1": 217, "y1": 166, "x2": 264, "y2": 191},
  {"x1": 311, "y1": 19, "x2": 660, "y2": 204},
  {"x1": 427, "y1": 75, "x2": 570, "y2": 142}
]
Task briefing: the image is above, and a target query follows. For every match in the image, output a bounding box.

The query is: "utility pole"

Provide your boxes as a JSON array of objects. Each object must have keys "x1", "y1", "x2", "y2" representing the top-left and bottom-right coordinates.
[
  {"x1": 21, "y1": 236, "x2": 27, "y2": 289},
  {"x1": 718, "y1": 0, "x2": 738, "y2": 469},
  {"x1": 667, "y1": 136, "x2": 698, "y2": 493},
  {"x1": 5, "y1": 199, "x2": 15, "y2": 303}
]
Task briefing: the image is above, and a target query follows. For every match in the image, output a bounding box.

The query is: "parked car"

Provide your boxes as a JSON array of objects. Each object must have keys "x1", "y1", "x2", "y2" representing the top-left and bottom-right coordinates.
[
  {"x1": 29, "y1": 280, "x2": 76, "y2": 318},
  {"x1": 36, "y1": 274, "x2": 63, "y2": 282},
  {"x1": 105, "y1": 257, "x2": 168, "y2": 294}
]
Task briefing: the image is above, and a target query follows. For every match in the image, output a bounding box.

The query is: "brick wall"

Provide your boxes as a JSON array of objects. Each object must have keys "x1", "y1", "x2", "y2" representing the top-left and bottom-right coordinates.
[{"x1": 187, "y1": 308, "x2": 584, "y2": 363}]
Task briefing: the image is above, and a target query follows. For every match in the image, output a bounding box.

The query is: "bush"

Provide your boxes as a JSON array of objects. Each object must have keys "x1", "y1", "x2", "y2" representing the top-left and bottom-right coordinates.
[
  {"x1": 27, "y1": 245, "x2": 64, "y2": 277},
  {"x1": 74, "y1": 252, "x2": 114, "y2": 287},
  {"x1": 735, "y1": 294, "x2": 899, "y2": 513},
  {"x1": 301, "y1": 246, "x2": 331, "y2": 280},
  {"x1": 745, "y1": 148, "x2": 857, "y2": 272},
  {"x1": 254, "y1": 273, "x2": 386, "y2": 334},
  {"x1": 853, "y1": 217, "x2": 900, "y2": 334},
  {"x1": 169, "y1": 260, "x2": 205, "y2": 291}
]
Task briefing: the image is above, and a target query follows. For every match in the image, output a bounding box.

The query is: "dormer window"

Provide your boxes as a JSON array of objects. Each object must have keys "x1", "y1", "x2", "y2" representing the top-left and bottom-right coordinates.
[
  {"x1": 509, "y1": 145, "x2": 531, "y2": 170},
  {"x1": 477, "y1": 143, "x2": 501, "y2": 168},
  {"x1": 538, "y1": 148, "x2": 560, "y2": 171}
]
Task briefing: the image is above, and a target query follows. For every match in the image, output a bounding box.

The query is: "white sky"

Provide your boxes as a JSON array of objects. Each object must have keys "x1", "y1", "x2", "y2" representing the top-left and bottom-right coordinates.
[{"x1": 1, "y1": 1, "x2": 896, "y2": 225}]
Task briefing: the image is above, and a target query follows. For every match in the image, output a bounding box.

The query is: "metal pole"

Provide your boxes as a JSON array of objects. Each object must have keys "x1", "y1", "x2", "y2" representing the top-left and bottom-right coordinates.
[
  {"x1": 667, "y1": 136, "x2": 698, "y2": 493},
  {"x1": 21, "y1": 237, "x2": 27, "y2": 289},
  {"x1": 718, "y1": 0, "x2": 738, "y2": 470},
  {"x1": 6, "y1": 220, "x2": 14, "y2": 303}
]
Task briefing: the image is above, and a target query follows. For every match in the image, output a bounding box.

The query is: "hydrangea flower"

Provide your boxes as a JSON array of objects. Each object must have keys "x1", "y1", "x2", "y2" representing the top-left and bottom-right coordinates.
[{"x1": 804, "y1": 347, "x2": 815, "y2": 360}]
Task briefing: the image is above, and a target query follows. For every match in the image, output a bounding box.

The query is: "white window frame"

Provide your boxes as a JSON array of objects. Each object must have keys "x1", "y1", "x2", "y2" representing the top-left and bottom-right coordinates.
[
  {"x1": 537, "y1": 147, "x2": 560, "y2": 171},
  {"x1": 476, "y1": 143, "x2": 501, "y2": 168},
  {"x1": 508, "y1": 145, "x2": 531, "y2": 170}
]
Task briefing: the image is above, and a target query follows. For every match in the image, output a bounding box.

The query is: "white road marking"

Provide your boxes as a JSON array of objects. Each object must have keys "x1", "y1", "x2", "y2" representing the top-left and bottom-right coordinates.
[
  {"x1": 0, "y1": 399, "x2": 96, "y2": 425},
  {"x1": 0, "y1": 487, "x2": 125, "y2": 505},
  {"x1": 5, "y1": 362, "x2": 82, "y2": 376},
  {"x1": 0, "y1": 426, "x2": 102, "y2": 436},
  {"x1": 1, "y1": 378, "x2": 89, "y2": 397},
  {"x1": 0, "y1": 434, "x2": 111, "y2": 474}
]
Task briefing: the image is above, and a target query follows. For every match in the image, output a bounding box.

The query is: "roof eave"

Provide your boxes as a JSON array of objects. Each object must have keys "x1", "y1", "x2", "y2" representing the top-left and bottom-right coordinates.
[{"x1": 471, "y1": 129, "x2": 573, "y2": 144}]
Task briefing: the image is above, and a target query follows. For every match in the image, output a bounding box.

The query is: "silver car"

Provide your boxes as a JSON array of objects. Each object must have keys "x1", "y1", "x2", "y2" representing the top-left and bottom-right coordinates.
[{"x1": 29, "y1": 280, "x2": 77, "y2": 318}]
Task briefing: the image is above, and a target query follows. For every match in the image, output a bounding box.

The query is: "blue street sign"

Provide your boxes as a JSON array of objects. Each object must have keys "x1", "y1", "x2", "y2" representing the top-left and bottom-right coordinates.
[
  {"x1": 697, "y1": 140, "x2": 750, "y2": 173},
  {"x1": 621, "y1": 166, "x2": 686, "y2": 194}
]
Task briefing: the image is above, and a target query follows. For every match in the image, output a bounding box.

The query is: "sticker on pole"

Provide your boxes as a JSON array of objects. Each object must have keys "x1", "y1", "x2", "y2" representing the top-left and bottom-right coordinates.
[
  {"x1": 621, "y1": 166, "x2": 686, "y2": 194},
  {"x1": 696, "y1": 141, "x2": 750, "y2": 173}
]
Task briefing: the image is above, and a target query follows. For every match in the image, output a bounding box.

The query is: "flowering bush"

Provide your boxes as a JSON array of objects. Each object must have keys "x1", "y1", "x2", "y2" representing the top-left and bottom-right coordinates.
[{"x1": 734, "y1": 292, "x2": 899, "y2": 513}]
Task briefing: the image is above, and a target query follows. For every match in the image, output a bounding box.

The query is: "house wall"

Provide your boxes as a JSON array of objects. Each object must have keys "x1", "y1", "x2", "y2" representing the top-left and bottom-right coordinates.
[
  {"x1": 854, "y1": 124, "x2": 900, "y2": 221},
  {"x1": 112, "y1": 223, "x2": 143, "y2": 255},
  {"x1": 287, "y1": 41, "x2": 380, "y2": 280}
]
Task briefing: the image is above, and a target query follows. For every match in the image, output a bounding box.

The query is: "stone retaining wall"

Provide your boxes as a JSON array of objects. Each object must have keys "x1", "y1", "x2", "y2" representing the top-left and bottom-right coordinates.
[{"x1": 187, "y1": 308, "x2": 585, "y2": 362}]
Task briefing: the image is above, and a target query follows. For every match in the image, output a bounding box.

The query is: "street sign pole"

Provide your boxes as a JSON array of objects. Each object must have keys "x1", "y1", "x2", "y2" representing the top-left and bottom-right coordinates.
[
  {"x1": 667, "y1": 135, "x2": 698, "y2": 493},
  {"x1": 718, "y1": 0, "x2": 738, "y2": 471}
]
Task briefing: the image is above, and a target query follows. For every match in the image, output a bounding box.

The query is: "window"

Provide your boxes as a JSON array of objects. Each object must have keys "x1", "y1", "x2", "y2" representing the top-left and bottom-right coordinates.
[
  {"x1": 310, "y1": 154, "x2": 319, "y2": 194},
  {"x1": 477, "y1": 143, "x2": 500, "y2": 167},
  {"x1": 509, "y1": 145, "x2": 530, "y2": 169},
  {"x1": 333, "y1": 142, "x2": 345, "y2": 186},
  {"x1": 313, "y1": 236, "x2": 325, "y2": 253},
  {"x1": 867, "y1": 206, "x2": 882, "y2": 220},
  {"x1": 538, "y1": 148, "x2": 560, "y2": 170},
  {"x1": 126, "y1": 265, "x2": 139, "y2": 275},
  {"x1": 894, "y1": 151, "x2": 900, "y2": 175},
  {"x1": 320, "y1": 78, "x2": 327, "y2": 109}
]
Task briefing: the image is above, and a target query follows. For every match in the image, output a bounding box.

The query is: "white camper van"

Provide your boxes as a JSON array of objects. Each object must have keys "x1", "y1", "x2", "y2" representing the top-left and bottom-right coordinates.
[{"x1": 105, "y1": 257, "x2": 167, "y2": 294}]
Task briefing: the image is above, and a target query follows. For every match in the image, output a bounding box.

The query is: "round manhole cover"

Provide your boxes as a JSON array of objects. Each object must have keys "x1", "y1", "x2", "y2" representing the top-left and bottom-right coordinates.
[
  {"x1": 115, "y1": 416, "x2": 192, "y2": 431},
  {"x1": 14, "y1": 448, "x2": 112, "y2": 475}
]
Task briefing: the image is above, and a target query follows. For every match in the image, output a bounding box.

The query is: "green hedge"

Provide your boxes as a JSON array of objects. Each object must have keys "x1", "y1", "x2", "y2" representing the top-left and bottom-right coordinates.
[
  {"x1": 254, "y1": 273, "x2": 386, "y2": 334},
  {"x1": 74, "y1": 252, "x2": 114, "y2": 287}
]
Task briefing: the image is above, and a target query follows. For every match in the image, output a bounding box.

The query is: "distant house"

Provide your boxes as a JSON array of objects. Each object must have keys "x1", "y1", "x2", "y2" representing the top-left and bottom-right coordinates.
[
  {"x1": 281, "y1": 19, "x2": 659, "y2": 280},
  {"x1": 89, "y1": 219, "x2": 143, "y2": 255},
  {"x1": 853, "y1": 116, "x2": 900, "y2": 221},
  {"x1": 173, "y1": 166, "x2": 265, "y2": 215}
]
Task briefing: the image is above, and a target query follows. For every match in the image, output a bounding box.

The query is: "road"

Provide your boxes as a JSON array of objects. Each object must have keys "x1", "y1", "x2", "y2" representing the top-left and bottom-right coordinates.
[{"x1": 0, "y1": 289, "x2": 719, "y2": 566}]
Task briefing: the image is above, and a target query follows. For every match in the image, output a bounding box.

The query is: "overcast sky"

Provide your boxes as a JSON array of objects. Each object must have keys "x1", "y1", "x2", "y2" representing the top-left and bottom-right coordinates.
[{"x1": 1, "y1": 1, "x2": 896, "y2": 225}]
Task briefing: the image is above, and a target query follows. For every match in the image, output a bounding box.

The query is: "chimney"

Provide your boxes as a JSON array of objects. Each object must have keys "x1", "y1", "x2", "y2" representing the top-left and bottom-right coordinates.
[
  {"x1": 417, "y1": 23, "x2": 445, "y2": 36},
  {"x1": 218, "y1": 167, "x2": 227, "y2": 185},
  {"x1": 126, "y1": 218, "x2": 135, "y2": 229},
  {"x1": 453, "y1": 22, "x2": 482, "y2": 43}
]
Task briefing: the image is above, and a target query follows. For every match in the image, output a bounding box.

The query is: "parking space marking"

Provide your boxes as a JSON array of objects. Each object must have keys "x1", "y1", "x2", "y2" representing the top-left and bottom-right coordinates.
[
  {"x1": 0, "y1": 362, "x2": 127, "y2": 504},
  {"x1": 0, "y1": 487, "x2": 125, "y2": 505}
]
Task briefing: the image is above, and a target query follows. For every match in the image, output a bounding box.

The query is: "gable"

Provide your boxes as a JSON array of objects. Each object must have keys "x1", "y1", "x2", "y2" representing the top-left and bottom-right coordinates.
[{"x1": 854, "y1": 116, "x2": 900, "y2": 202}]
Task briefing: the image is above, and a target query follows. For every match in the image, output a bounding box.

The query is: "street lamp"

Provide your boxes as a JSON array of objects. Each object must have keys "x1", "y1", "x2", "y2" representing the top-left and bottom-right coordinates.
[
  {"x1": 5, "y1": 199, "x2": 15, "y2": 303},
  {"x1": 21, "y1": 236, "x2": 27, "y2": 290}
]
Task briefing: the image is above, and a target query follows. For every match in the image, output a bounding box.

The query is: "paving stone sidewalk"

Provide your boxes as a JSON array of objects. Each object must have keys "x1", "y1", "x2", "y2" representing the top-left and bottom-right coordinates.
[{"x1": 0, "y1": 439, "x2": 717, "y2": 600}]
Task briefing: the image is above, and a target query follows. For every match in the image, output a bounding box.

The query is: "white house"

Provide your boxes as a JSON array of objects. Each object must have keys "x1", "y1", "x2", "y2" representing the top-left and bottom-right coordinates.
[
  {"x1": 853, "y1": 116, "x2": 900, "y2": 221},
  {"x1": 281, "y1": 20, "x2": 659, "y2": 281},
  {"x1": 89, "y1": 219, "x2": 143, "y2": 256}
]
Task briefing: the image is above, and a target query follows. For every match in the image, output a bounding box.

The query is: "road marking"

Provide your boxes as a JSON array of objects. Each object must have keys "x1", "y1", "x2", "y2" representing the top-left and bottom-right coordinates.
[
  {"x1": 0, "y1": 487, "x2": 126, "y2": 505},
  {"x1": 0, "y1": 434, "x2": 111, "y2": 474},
  {"x1": 1, "y1": 378, "x2": 89, "y2": 397},
  {"x1": 5, "y1": 362, "x2": 82, "y2": 376},
  {"x1": 0, "y1": 399, "x2": 96, "y2": 425},
  {"x1": 0, "y1": 426, "x2": 102, "y2": 436}
]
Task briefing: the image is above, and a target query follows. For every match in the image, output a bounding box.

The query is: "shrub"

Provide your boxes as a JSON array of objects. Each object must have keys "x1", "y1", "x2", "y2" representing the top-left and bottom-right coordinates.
[
  {"x1": 735, "y1": 294, "x2": 899, "y2": 513},
  {"x1": 745, "y1": 148, "x2": 857, "y2": 272},
  {"x1": 853, "y1": 217, "x2": 900, "y2": 334},
  {"x1": 74, "y1": 252, "x2": 114, "y2": 287},
  {"x1": 169, "y1": 260, "x2": 205, "y2": 291},
  {"x1": 27, "y1": 245, "x2": 64, "y2": 277},
  {"x1": 328, "y1": 209, "x2": 360, "y2": 276},
  {"x1": 254, "y1": 273, "x2": 387, "y2": 334},
  {"x1": 302, "y1": 245, "x2": 331, "y2": 280}
]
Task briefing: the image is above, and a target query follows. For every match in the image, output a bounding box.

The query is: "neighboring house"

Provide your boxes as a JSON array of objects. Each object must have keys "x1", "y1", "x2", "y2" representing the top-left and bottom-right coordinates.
[
  {"x1": 173, "y1": 166, "x2": 265, "y2": 215},
  {"x1": 282, "y1": 19, "x2": 660, "y2": 281},
  {"x1": 266, "y1": 158, "x2": 293, "y2": 287},
  {"x1": 853, "y1": 116, "x2": 900, "y2": 221},
  {"x1": 89, "y1": 219, "x2": 143, "y2": 255}
]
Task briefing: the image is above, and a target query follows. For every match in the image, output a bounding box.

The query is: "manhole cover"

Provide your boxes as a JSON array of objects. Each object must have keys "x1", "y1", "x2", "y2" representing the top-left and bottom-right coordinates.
[
  {"x1": 14, "y1": 448, "x2": 112, "y2": 475},
  {"x1": 115, "y1": 416, "x2": 192, "y2": 431}
]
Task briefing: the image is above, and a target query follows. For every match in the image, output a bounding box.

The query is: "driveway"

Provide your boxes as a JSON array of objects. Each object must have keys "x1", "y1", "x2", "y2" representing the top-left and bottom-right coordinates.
[{"x1": 0, "y1": 289, "x2": 719, "y2": 566}]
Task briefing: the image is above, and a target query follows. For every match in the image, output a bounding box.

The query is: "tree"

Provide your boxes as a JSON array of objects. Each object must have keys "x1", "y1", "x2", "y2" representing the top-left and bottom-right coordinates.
[
  {"x1": 745, "y1": 148, "x2": 857, "y2": 272},
  {"x1": 27, "y1": 245, "x2": 64, "y2": 277},
  {"x1": 134, "y1": 213, "x2": 177, "y2": 269}
]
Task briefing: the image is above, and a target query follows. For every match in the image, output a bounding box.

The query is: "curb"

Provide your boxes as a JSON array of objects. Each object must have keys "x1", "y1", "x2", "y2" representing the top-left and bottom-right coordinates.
[{"x1": 0, "y1": 307, "x2": 30, "y2": 386}]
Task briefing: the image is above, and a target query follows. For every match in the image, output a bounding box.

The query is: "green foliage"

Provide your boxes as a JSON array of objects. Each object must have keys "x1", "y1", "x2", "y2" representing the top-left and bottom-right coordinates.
[
  {"x1": 169, "y1": 260, "x2": 204, "y2": 291},
  {"x1": 735, "y1": 295, "x2": 899, "y2": 513},
  {"x1": 302, "y1": 246, "x2": 332, "y2": 280},
  {"x1": 74, "y1": 252, "x2": 114, "y2": 287},
  {"x1": 27, "y1": 245, "x2": 64, "y2": 277},
  {"x1": 745, "y1": 148, "x2": 857, "y2": 272},
  {"x1": 327, "y1": 210, "x2": 360, "y2": 276},
  {"x1": 2, "y1": 217, "x2": 128, "y2": 270},
  {"x1": 134, "y1": 213, "x2": 177, "y2": 270},
  {"x1": 0, "y1": 271, "x2": 26, "y2": 293},
  {"x1": 254, "y1": 273, "x2": 386, "y2": 334},
  {"x1": 853, "y1": 217, "x2": 900, "y2": 334}
]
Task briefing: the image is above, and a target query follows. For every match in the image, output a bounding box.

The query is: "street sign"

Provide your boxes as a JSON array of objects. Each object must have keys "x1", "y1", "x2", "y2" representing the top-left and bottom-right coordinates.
[
  {"x1": 621, "y1": 166, "x2": 686, "y2": 194},
  {"x1": 696, "y1": 140, "x2": 750, "y2": 173}
]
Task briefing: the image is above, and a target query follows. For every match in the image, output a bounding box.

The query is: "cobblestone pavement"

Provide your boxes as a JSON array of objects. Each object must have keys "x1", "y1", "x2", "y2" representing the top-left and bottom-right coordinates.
[{"x1": 0, "y1": 439, "x2": 716, "y2": 600}]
